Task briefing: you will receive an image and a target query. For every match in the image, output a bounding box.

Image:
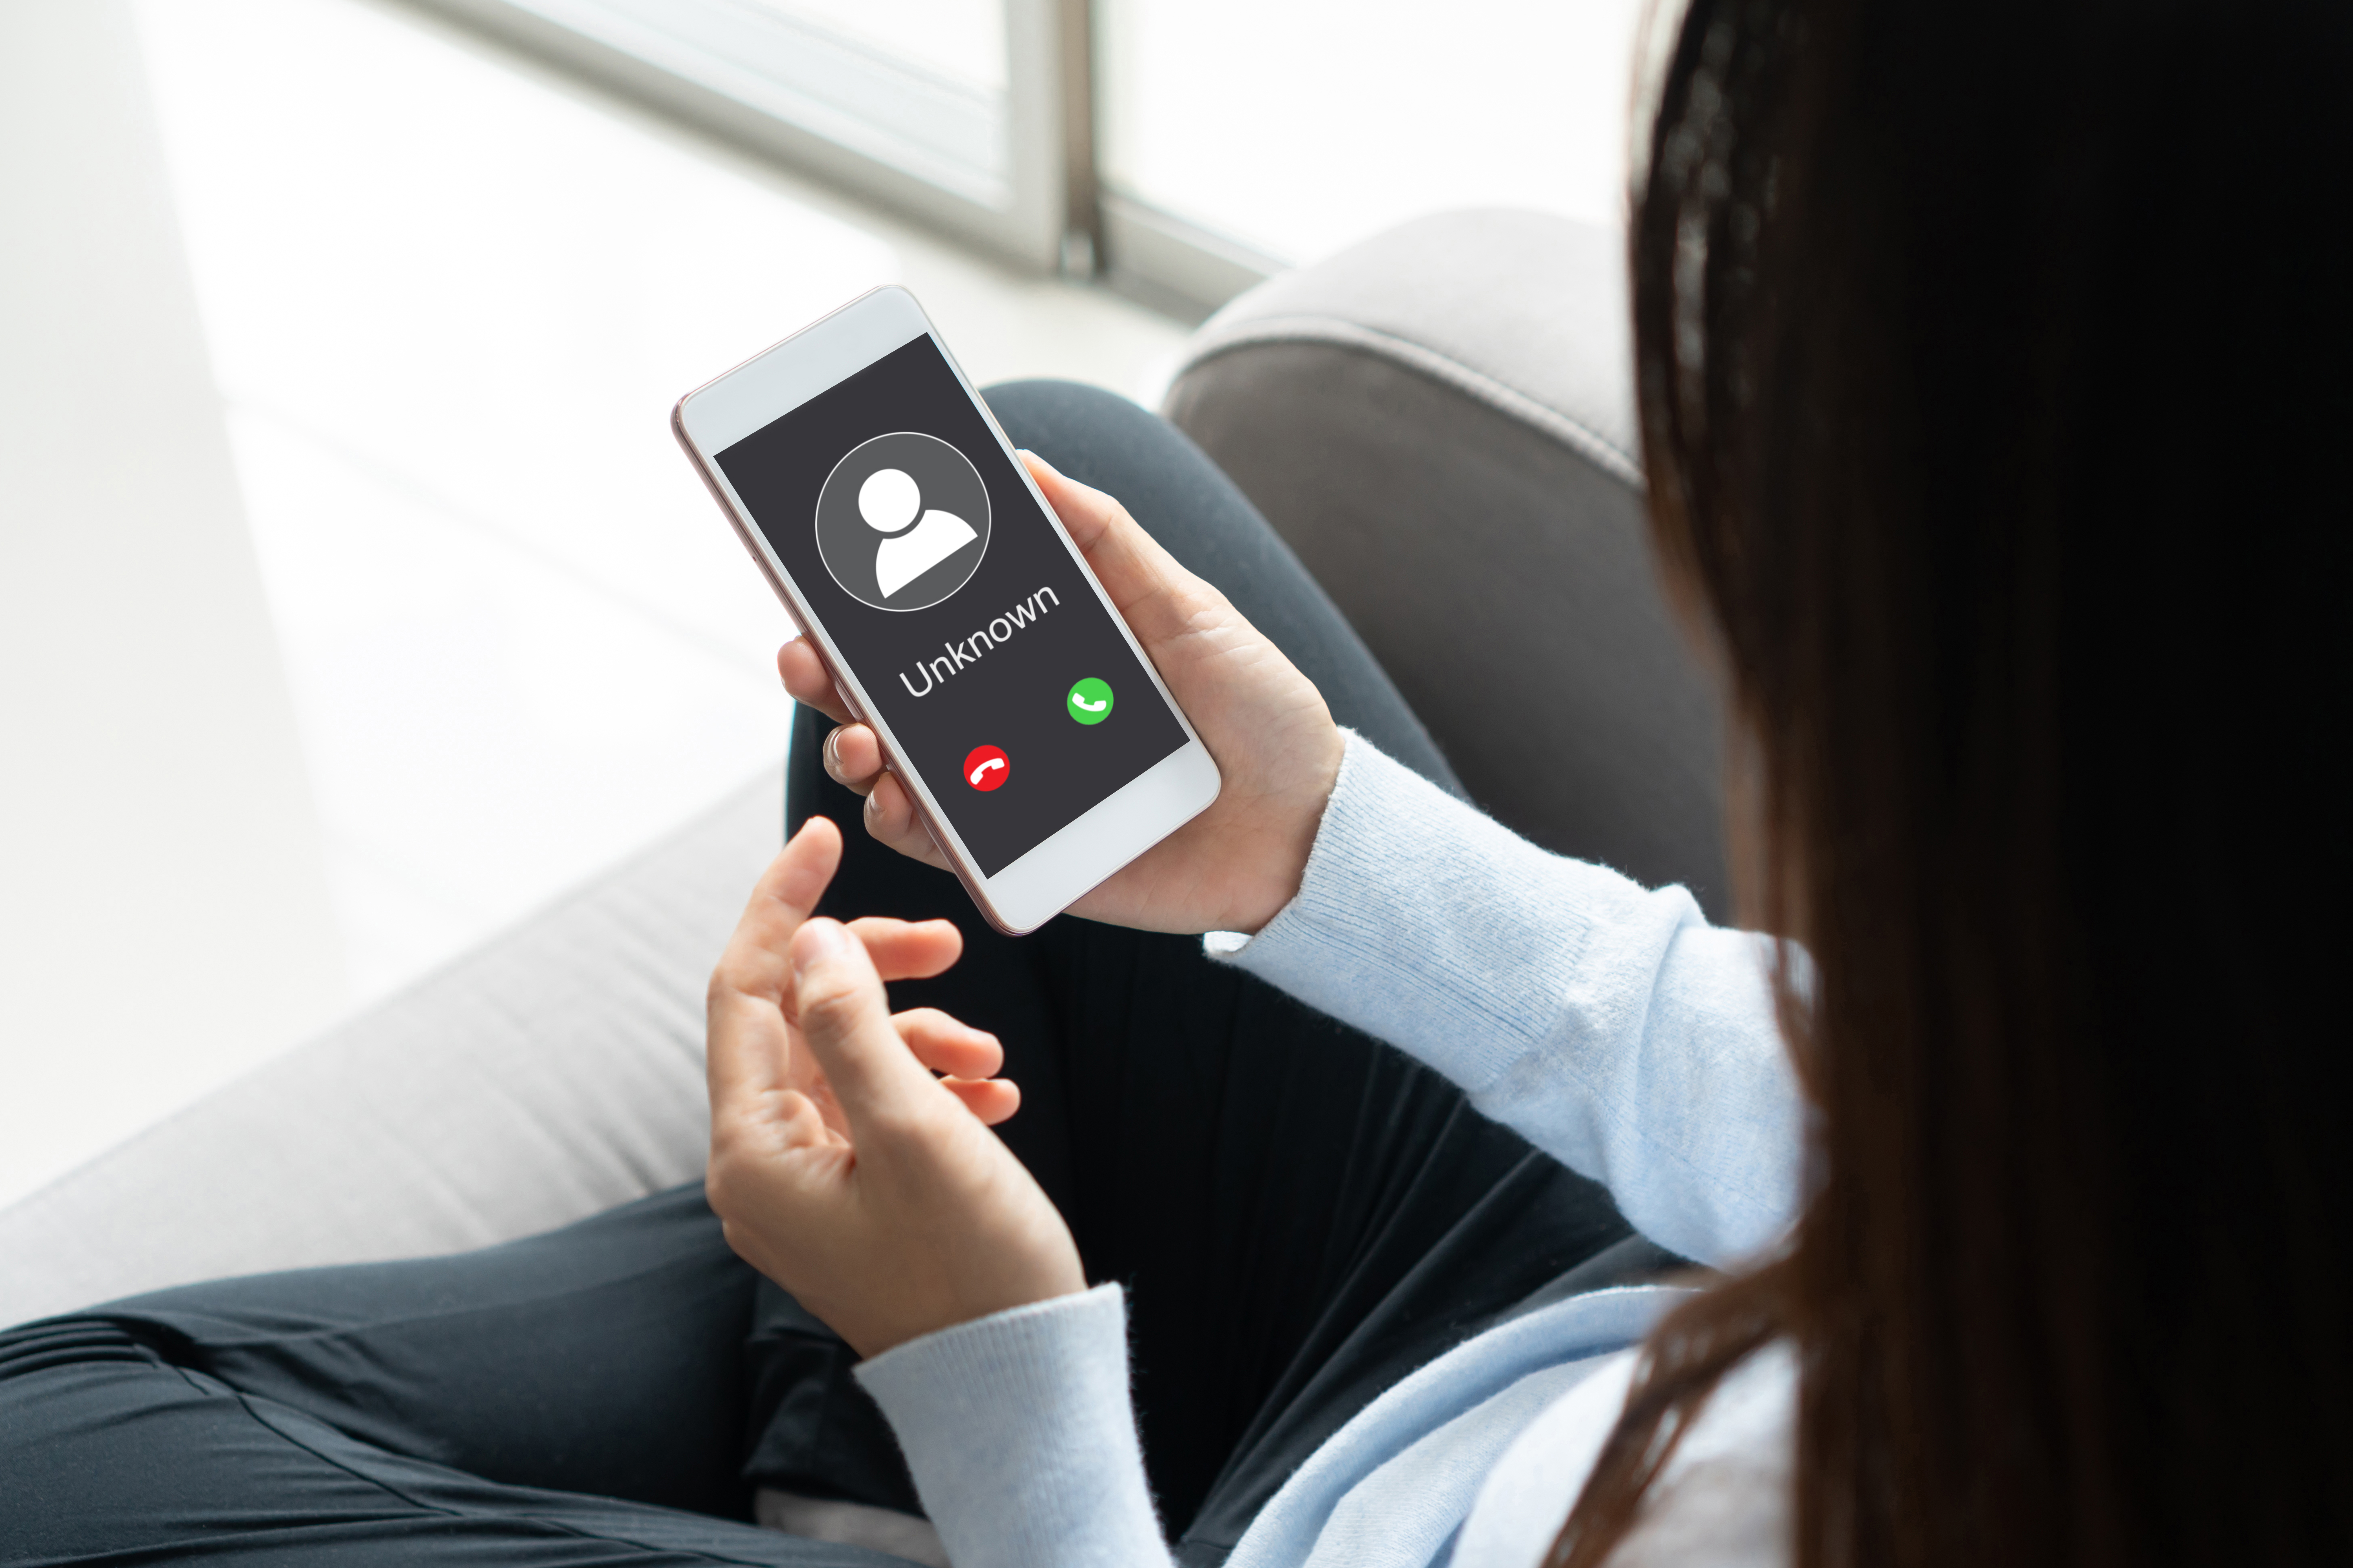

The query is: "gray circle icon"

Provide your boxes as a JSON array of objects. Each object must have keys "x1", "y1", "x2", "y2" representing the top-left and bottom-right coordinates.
[{"x1": 815, "y1": 432, "x2": 992, "y2": 612}]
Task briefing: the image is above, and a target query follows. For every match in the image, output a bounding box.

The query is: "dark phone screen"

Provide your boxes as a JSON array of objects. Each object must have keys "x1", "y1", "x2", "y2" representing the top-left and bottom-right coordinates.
[{"x1": 717, "y1": 333, "x2": 1187, "y2": 876}]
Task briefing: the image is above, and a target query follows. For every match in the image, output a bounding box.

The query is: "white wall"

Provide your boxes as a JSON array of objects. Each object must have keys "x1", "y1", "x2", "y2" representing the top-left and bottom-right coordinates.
[{"x1": 0, "y1": 0, "x2": 346, "y2": 1205}]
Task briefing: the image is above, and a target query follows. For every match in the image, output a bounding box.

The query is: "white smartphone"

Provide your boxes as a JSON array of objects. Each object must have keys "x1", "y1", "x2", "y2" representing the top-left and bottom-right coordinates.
[{"x1": 673, "y1": 285, "x2": 1222, "y2": 935}]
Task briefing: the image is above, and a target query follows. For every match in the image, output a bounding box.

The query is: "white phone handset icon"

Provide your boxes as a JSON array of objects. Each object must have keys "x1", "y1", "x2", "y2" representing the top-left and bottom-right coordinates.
[
  {"x1": 1071, "y1": 692, "x2": 1109, "y2": 714},
  {"x1": 969, "y1": 757, "x2": 1007, "y2": 786}
]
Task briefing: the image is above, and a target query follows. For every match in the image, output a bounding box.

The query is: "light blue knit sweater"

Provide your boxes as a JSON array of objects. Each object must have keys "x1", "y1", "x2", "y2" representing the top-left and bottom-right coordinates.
[{"x1": 853, "y1": 735, "x2": 1804, "y2": 1567}]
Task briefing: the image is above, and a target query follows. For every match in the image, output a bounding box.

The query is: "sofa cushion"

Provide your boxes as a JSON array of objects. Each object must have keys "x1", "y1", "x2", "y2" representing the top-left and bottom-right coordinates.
[
  {"x1": 1163, "y1": 209, "x2": 1730, "y2": 918},
  {"x1": 0, "y1": 768, "x2": 778, "y2": 1329}
]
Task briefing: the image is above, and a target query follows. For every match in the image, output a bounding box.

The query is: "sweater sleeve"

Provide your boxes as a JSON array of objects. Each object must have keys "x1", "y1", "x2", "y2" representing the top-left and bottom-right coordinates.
[
  {"x1": 1208, "y1": 734, "x2": 1803, "y2": 1266},
  {"x1": 853, "y1": 1284, "x2": 1174, "y2": 1568}
]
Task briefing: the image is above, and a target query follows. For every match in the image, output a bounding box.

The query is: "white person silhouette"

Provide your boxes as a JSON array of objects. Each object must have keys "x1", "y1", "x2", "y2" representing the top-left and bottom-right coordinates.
[{"x1": 861, "y1": 467, "x2": 979, "y2": 598}]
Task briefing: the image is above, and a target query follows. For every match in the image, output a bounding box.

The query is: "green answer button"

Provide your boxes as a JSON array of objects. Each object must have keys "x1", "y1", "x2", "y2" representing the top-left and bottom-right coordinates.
[{"x1": 1065, "y1": 676, "x2": 1114, "y2": 725}]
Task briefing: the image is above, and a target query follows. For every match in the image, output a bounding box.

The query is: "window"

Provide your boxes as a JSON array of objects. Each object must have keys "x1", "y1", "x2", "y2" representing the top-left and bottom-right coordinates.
[
  {"x1": 1098, "y1": 0, "x2": 1646, "y2": 276},
  {"x1": 426, "y1": 0, "x2": 1081, "y2": 271},
  {"x1": 422, "y1": 0, "x2": 1646, "y2": 315}
]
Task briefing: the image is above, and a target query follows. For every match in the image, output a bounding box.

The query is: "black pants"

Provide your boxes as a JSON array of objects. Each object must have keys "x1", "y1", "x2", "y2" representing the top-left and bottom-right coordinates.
[{"x1": 0, "y1": 385, "x2": 1660, "y2": 1567}]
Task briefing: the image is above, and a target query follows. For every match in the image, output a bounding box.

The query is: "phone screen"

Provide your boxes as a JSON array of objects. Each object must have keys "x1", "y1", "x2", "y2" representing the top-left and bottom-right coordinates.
[{"x1": 716, "y1": 333, "x2": 1189, "y2": 877}]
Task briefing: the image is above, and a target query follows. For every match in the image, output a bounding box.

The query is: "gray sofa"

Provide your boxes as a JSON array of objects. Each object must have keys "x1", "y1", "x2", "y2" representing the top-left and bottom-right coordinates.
[{"x1": 0, "y1": 209, "x2": 1723, "y2": 1330}]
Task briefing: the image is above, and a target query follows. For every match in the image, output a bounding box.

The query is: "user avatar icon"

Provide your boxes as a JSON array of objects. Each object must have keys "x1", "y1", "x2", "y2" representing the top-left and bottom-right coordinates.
[
  {"x1": 860, "y1": 467, "x2": 980, "y2": 599},
  {"x1": 814, "y1": 431, "x2": 993, "y2": 612}
]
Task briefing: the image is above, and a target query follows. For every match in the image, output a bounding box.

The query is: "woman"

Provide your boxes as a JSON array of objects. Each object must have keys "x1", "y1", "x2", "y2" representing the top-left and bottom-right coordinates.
[
  {"x1": 3, "y1": 0, "x2": 2341, "y2": 1564},
  {"x1": 716, "y1": 0, "x2": 2352, "y2": 1560}
]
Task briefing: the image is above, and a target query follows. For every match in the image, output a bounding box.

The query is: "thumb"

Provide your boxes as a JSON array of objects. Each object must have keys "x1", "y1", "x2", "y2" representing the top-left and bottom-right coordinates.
[{"x1": 788, "y1": 918, "x2": 937, "y2": 1129}]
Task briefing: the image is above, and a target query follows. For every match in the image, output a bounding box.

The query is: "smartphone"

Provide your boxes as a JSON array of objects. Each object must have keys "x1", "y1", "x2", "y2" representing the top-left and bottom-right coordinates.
[{"x1": 673, "y1": 286, "x2": 1222, "y2": 935}]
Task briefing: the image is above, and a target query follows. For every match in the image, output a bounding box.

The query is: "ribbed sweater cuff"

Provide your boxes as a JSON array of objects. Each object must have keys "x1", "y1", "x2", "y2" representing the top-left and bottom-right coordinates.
[{"x1": 853, "y1": 1284, "x2": 1170, "y2": 1568}]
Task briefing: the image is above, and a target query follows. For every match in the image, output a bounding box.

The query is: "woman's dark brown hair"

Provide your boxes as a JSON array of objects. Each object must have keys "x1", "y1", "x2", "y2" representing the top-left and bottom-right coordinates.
[{"x1": 1552, "y1": 0, "x2": 2350, "y2": 1563}]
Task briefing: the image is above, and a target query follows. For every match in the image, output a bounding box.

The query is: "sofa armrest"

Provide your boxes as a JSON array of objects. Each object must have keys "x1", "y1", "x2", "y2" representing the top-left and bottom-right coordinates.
[
  {"x1": 0, "y1": 767, "x2": 778, "y2": 1329},
  {"x1": 1164, "y1": 209, "x2": 1729, "y2": 917}
]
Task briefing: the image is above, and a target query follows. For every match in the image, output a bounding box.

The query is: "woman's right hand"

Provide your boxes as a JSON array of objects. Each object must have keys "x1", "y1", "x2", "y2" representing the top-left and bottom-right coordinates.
[
  {"x1": 779, "y1": 451, "x2": 1344, "y2": 937},
  {"x1": 706, "y1": 816, "x2": 1083, "y2": 1358}
]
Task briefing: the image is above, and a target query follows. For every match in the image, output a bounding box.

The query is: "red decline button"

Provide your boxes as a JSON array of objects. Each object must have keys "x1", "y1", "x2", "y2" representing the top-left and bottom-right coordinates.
[{"x1": 963, "y1": 745, "x2": 1010, "y2": 792}]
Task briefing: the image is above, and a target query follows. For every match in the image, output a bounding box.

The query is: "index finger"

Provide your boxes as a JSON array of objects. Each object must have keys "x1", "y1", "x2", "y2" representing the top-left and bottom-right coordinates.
[
  {"x1": 845, "y1": 916, "x2": 963, "y2": 981},
  {"x1": 777, "y1": 636, "x2": 853, "y2": 724},
  {"x1": 777, "y1": 914, "x2": 963, "y2": 1028}
]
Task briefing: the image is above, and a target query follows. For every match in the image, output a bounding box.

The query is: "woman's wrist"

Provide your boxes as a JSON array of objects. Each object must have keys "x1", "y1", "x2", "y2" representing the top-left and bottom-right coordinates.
[{"x1": 1226, "y1": 728, "x2": 1346, "y2": 934}]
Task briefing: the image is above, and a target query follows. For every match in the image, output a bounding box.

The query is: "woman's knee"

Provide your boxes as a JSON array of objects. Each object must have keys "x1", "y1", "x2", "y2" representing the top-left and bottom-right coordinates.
[{"x1": 0, "y1": 1319, "x2": 205, "y2": 1541}]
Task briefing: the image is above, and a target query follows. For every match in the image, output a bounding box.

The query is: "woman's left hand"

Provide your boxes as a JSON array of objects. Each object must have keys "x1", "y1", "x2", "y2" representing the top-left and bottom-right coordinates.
[
  {"x1": 704, "y1": 815, "x2": 1085, "y2": 1358},
  {"x1": 780, "y1": 451, "x2": 1344, "y2": 937}
]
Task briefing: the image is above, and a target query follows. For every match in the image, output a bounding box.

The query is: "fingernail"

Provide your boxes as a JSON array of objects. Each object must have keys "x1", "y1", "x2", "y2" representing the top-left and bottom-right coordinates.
[{"x1": 793, "y1": 920, "x2": 848, "y2": 974}]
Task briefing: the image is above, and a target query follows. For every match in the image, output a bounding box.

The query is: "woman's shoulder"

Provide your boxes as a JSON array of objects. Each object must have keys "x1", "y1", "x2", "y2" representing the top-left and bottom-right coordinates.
[
  {"x1": 1612, "y1": 1342, "x2": 1794, "y2": 1568},
  {"x1": 1459, "y1": 1340, "x2": 1794, "y2": 1568}
]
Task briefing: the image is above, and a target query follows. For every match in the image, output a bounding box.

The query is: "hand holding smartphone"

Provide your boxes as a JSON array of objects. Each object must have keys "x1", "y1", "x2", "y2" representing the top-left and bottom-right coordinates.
[{"x1": 674, "y1": 288, "x2": 1222, "y2": 934}]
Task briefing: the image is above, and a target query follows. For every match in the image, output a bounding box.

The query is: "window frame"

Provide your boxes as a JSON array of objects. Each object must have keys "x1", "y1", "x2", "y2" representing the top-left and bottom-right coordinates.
[{"x1": 410, "y1": 0, "x2": 1274, "y2": 317}]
